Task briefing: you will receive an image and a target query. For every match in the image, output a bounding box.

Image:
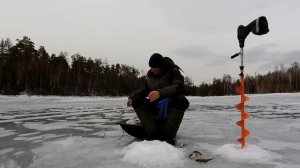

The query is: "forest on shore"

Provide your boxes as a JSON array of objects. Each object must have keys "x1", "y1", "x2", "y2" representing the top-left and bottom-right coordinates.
[{"x1": 0, "y1": 36, "x2": 299, "y2": 96}]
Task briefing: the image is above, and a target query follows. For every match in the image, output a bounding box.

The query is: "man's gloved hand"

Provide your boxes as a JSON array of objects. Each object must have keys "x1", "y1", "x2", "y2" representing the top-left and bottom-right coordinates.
[{"x1": 127, "y1": 99, "x2": 132, "y2": 106}]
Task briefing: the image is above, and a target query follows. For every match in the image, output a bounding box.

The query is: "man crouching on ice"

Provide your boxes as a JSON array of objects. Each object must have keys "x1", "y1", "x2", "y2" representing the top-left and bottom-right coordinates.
[{"x1": 127, "y1": 53, "x2": 189, "y2": 145}]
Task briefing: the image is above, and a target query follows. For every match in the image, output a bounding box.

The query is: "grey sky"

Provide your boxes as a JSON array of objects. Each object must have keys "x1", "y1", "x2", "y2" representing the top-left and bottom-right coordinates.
[{"x1": 1, "y1": 0, "x2": 299, "y2": 84}]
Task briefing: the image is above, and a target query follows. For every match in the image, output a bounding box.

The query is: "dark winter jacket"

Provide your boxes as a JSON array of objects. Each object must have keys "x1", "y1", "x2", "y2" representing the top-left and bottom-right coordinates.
[{"x1": 129, "y1": 57, "x2": 185, "y2": 100}]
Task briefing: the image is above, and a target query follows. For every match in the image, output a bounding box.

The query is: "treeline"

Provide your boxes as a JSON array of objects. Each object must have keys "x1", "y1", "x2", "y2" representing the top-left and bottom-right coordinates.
[
  {"x1": 0, "y1": 36, "x2": 144, "y2": 96},
  {"x1": 184, "y1": 62, "x2": 300, "y2": 96},
  {"x1": 0, "y1": 36, "x2": 299, "y2": 96}
]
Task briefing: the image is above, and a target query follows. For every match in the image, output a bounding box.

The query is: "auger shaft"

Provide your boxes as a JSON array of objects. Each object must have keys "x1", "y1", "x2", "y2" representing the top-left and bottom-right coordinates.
[{"x1": 235, "y1": 48, "x2": 250, "y2": 148}]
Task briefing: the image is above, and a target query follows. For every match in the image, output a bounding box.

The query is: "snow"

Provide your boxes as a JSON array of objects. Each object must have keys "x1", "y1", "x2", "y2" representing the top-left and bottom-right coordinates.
[
  {"x1": 0, "y1": 148, "x2": 14, "y2": 155},
  {"x1": 215, "y1": 143, "x2": 281, "y2": 163},
  {"x1": 0, "y1": 128, "x2": 16, "y2": 138},
  {"x1": 122, "y1": 140, "x2": 185, "y2": 168},
  {"x1": 0, "y1": 93, "x2": 300, "y2": 168}
]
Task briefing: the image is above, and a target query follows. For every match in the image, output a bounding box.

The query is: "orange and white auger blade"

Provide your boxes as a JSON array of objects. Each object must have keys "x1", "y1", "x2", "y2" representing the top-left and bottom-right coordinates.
[{"x1": 235, "y1": 76, "x2": 250, "y2": 148}]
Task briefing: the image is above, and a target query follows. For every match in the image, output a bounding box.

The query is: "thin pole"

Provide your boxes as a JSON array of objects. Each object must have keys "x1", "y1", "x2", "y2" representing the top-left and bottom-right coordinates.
[{"x1": 240, "y1": 48, "x2": 244, "y2": 67}]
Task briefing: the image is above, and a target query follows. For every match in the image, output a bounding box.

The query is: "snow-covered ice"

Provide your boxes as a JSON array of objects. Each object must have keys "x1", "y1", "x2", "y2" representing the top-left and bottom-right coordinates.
[{"x1": 0, "y1": 93, "x2": 300, "y2": 168}]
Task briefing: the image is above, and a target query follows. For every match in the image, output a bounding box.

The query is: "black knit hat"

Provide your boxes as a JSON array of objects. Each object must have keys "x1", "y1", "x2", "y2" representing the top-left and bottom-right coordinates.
[{"x1": 149, "y1": 53, "x2": 164, "y2": 67}]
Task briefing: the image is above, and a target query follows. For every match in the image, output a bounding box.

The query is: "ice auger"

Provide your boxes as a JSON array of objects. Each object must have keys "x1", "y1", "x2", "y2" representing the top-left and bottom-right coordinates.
[{"x1": 231, "y1": 16, "x2": 269, "y2": 148}]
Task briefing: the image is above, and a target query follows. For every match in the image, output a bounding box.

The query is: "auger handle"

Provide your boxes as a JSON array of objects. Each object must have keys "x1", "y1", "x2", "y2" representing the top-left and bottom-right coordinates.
[{"x1": 231, "y1": 52, "x2": 240, "y2": 59}]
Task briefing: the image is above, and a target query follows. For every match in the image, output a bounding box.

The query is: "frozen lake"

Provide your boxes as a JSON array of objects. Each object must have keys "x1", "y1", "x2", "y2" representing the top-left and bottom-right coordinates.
[{"x1": 0, "y1": 93, "x2": 300, "y2": 168}]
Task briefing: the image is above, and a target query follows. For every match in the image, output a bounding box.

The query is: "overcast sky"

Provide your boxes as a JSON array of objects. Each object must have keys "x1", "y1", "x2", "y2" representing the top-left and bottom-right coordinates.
[{"x1": 1, "y1": 0, "x2": 299, "y2": 84}]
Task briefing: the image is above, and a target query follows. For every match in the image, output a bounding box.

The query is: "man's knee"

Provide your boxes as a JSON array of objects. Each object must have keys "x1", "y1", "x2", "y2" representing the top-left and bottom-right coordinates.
[
  {"x1": 170, "y1": 95, "x2": 189, "y2": 111},
  {"x1": 132, "y1": 96, "x2": 148, "y2": 109}
]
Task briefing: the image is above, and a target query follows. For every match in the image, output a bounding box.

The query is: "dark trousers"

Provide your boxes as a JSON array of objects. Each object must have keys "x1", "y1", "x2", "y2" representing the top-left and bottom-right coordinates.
[{"x1": 132, "y1": 95, "x2": 189, "y2": 144}]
